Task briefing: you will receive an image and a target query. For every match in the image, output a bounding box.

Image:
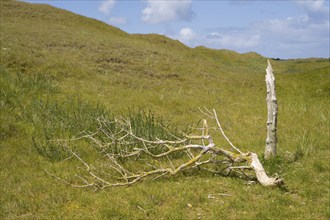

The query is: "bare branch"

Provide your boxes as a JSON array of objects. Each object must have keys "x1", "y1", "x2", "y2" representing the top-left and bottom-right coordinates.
[
  {"x1": 46, "y1": 111, "x2": 283, "y2": 189},
  {"x1": 212, "y1": 109, "x2": 243, "y2": 154}
]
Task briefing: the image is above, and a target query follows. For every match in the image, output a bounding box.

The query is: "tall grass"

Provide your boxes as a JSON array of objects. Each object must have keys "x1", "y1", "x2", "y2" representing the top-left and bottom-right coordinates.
[{"x1": 1, "y1": 67, "x2": 184, "y2": 162}]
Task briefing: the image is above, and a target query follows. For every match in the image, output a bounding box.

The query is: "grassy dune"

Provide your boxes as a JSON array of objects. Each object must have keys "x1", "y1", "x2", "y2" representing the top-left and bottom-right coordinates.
[{"x1": 1, "y1": 0, "x2": 329, "y2": 219}]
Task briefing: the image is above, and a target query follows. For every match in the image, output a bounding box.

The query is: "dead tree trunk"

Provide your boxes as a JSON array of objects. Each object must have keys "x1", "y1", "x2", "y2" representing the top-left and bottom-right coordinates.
[{"x1": 264, "y1": 60, "x2": 278, "y2": 159}]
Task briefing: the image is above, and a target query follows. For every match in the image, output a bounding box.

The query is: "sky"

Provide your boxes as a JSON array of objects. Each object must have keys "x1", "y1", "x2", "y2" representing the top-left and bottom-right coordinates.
[{"x1": 23, "y1": 0, "x2": 330, "y2": 59}]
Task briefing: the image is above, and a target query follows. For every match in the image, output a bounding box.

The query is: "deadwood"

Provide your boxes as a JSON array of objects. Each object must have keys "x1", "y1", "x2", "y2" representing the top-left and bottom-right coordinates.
[
  {"x1": 46, "y1": 109, "x2": 283, "y2": 189},
  {"x1": 265, "y1": 60, "x2": 278, "y2": 159}
]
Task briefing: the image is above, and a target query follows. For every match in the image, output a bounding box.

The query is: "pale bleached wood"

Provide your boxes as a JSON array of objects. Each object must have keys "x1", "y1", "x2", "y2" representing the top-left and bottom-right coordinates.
[
  {"x1": 265, "y1": 60, "x2": 278, "y2": 159},
  {"x1": 46, "y1": 108, "x2": 284, "y2": 189},
  {"x1": 248, "y1": 152, "x2": 283, "y2": 186}
]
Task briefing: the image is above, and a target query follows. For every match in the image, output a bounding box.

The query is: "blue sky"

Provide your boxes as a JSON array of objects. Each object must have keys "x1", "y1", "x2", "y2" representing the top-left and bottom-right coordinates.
[{"x1": 24, "y1": 0, "x2": 330, "y2": 59}]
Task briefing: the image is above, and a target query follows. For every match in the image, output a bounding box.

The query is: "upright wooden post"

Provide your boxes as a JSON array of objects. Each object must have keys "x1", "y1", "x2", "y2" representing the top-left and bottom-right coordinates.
[{"x1": 264, "y1": 60, "x2": 278, "y2": 159}]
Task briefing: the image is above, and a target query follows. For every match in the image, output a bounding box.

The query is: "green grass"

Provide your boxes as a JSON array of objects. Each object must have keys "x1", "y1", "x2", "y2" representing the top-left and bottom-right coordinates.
[{"x1": 1, "y1": 0, "x2": 330, "y2": 219}]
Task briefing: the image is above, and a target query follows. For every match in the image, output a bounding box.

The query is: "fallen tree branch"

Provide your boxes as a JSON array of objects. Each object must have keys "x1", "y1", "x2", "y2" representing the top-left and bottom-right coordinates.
[{"x1": 46, "y1": 109, "x2": 284, "y2": 189}]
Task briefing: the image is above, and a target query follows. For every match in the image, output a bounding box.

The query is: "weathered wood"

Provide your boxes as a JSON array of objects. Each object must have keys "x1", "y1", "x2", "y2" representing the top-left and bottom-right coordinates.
[
  {"x1": 248, "y1": 152, "x2": 283, "y2": 186},
  {"x1": 47, "y1": 108, "x2": 284, "y2": 189},
  {"x1": 265, "y1": 60, "x2": 278, "y2": 159}
]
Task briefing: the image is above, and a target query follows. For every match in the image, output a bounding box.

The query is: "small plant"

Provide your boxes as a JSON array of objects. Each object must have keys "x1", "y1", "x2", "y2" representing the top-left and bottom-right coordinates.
[{"x1": 32, "y1": 137, "x2": 71, "y2": 162}]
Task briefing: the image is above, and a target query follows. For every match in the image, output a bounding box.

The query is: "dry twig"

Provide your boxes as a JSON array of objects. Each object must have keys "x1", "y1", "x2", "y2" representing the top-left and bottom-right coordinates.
[{"x1": 46, "y1": 109, "x2": 284, "y2": 189}]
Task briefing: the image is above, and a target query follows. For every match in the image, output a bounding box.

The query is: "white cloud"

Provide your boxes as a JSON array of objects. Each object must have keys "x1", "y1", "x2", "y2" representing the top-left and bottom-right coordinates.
[
  {"x1": 167, "y1": 27, "x2": 197, "y2": 46},
  {"x1": 295, "y1": 0, "x2": 328, "y2": 13},
  {"x1": 165, "y1": 1, "x2": 329, "y2": 58},
  {"x1": 108, "y1": 16, "x2": 127, "y2": 25},
  {"x1": 99, "y1": 0, "x2": 116, "y2": 15},
  {"x1": 179, "y1": 27, "x2": 196, "y2": 42},
  {"x1": 98, "y1": 0, "x2": 127, "y2": 26},
  {"x1": 168, "y1": 11, "x2": 329, "y2": 58},
  {"x1": 142, "y1": 0, "x2": 195, "y2": 24},
  {"x1": 245, "y1": 13, "x2": 329, "y2": 57},
  {"x1": 252, "y1": 14, "x2": 329, "y2": 44},
  {"x1": 169, "y1": 27, "x2": 260, "y2": 52},
  {"x1": 206, "y1": 32, "x2": 260, "y2": 49}
]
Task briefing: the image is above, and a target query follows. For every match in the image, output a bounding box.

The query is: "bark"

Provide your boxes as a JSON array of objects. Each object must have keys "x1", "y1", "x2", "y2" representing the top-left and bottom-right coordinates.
[{"x1": 265, "y1": 60, "x2": 278, "y2": 159}]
